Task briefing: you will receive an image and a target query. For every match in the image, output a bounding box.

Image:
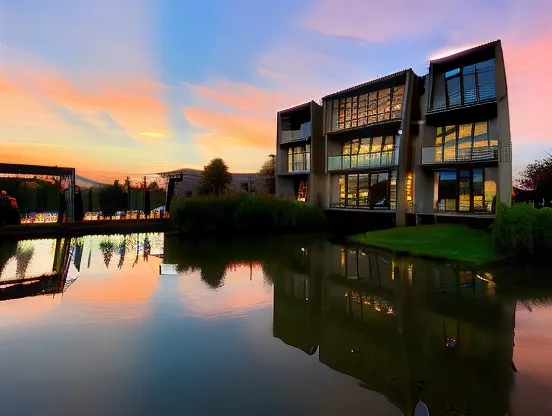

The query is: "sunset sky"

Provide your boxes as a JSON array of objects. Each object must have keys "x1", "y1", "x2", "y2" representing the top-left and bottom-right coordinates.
[{"x1": 1, "y1": 0, "x2": 551, "y2": 183}]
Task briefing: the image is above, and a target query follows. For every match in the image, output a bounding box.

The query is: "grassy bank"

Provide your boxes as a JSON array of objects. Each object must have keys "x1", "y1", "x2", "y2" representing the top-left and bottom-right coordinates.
[
  {"x1": 171, "y1": 193, "x2": 327, "y2": 234},
  {"x1": 348, "y1": 224, "x2": 503, "y2": 264}
]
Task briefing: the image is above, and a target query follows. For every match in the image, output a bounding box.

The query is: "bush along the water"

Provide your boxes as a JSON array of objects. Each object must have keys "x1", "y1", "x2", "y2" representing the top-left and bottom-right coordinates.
[
  {"x1": 170, "y1": 193, "x2": 327, "y2": 234},
  {"x1": 492, "y1": 202, "x2": 552, "y2": 258}
]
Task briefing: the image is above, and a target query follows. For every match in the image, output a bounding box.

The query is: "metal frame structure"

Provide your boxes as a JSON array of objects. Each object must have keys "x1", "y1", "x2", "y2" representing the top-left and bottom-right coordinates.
[{"x1": 0, "y1": 163, "x2": 76, "y2": 222}]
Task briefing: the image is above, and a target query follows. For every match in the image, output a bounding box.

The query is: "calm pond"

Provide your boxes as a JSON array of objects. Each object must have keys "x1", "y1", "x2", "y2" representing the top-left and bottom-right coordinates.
[{"x1": 0, "y1": 232, "x2": 551, "y2": 415}]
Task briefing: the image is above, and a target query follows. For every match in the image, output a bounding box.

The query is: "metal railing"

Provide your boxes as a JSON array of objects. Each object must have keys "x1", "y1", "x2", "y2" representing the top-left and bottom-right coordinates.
[
  {"x1": 428, "y1": 83, "x2": 496, "y2": 113},
  {"x1": 421, "y1": 145, "x2": 498, "y2": 165},
  {"x1": 328, "y1": 149, "x2": 398, "y2": 171},
  {"x1": 280, "y1": 122, "x2": 311, "y2": 144}
]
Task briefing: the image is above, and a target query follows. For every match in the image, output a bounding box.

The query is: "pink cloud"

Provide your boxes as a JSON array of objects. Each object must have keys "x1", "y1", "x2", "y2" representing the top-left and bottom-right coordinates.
[
  {"x1": 504, "y1": 35, "x2": 552, "y2": 145},
  {"x1": 300, "y1": 0, "x2": 474, "y2": 43}
]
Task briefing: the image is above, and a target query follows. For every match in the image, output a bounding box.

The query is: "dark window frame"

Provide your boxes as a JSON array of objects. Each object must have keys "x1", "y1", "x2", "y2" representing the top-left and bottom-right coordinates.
[
  {"x1": 436, "y1": 167, "x2": 492, "y2": 213},
  {"x1": 331, "y1": 85, "x2": 404, "y2": 132},
  {"x1": 431, "y1": 58, "x2": 496, "y2": 111}
]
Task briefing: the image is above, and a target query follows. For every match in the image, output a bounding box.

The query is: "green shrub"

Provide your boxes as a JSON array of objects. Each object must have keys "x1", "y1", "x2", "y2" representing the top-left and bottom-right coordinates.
[
  {"x1": 171, "y1": 194, "x2": 327, "y2": 235},
  {"x1": 537, "y1": 207, "x2": 552, "y2": 253},
  {"x1": 492, "y1": 202, "x2": 552, "y2": 258}
]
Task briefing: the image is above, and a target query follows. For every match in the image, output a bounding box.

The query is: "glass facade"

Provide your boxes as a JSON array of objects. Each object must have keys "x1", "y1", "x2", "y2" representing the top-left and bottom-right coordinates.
[
  {"x1": 328, "y1": 136, "x2": 400, "y2": 171},
  {"x1": 335, "y1": 170, "x2": 397, "y2": 210},
  {"x1": 287, "y1": 144, "x2": 310, "y2": 172},
  {"x1": 431, "y1": 58, "x2": 496, "y2": 111},
  {"x1": 434, "y1": 168, "x2": 497, "y2": 213},
  {"x1": 328, "y1": 85, "x2": 404, "y2": 132},
  {"x1": 433, "y1": 121, "x2": 498, "y2": 162}
]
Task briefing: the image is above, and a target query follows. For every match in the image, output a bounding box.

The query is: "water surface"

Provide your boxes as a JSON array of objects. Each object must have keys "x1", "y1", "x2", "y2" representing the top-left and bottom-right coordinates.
[{"x1": 0, "y1": 233, "x2": 551, "y2": 415}]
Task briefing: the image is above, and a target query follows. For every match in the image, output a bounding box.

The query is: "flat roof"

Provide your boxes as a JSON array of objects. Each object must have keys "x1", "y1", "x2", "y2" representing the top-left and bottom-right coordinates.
[
  {"x1": 0, "y1": 163, "x2": 75, "y2": 177},
  {"x1": 322, "y1": 69, "x2": 410, "y2": 101},
  {"x1": 277, "y1": 101, "x2": 312, "y2": 115},
  {"x1": 430, "y1": 40, "x2": 500, "y2": 65}
]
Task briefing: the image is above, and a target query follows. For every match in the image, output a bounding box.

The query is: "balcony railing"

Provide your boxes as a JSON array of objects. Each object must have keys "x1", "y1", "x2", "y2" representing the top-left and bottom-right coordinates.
[
  {"x1": 428, "y1": 83, "x2": 496, "y2": 113},
  {"x1": 280, "y1": 121, "x2": 311, "y2": 144},
  {"x1": 328, "y1": 149, "x2": 398, "y2": 171},
  {"x1": 421, "y1": 145, "x2": 499, "y2": 165}
]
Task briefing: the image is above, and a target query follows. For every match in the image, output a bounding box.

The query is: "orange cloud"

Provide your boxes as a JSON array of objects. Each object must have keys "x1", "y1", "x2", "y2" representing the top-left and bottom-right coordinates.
[
  {"x1": 0, "y1": 1, "x2": 181, "y2": 181},
  {"x1": 183, "y1": 46, "x2": 366, "y2": 172}
]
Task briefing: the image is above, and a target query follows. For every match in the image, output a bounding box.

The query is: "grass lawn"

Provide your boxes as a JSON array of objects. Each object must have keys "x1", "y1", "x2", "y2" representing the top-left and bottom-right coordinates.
[{"x1": 348, "y1": 224, "x2": 503, "y2": 264}]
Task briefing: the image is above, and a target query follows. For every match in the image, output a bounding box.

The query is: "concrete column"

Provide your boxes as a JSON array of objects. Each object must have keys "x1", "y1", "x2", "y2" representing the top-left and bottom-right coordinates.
[
  {"x1": 396, "y1": 71, "x2": 414, "y2": 226},
  {"x1": 494, "y1": 42, "x2": 513, "y2": 206}
]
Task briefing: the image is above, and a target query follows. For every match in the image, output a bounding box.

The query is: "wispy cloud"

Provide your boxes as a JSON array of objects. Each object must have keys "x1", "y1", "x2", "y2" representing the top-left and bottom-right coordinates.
[
  {"x1": 0, "y1": 0, "x2": 178, "y2": 180},
  {"x1": 182, "y1": 45, "x2": 367, "y2": 171}
]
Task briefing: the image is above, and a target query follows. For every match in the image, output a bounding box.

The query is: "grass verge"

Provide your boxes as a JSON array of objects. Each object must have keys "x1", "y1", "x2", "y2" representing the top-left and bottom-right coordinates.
[{"x1": 348, "y1": 224, "x2": 503, "y2": 264}]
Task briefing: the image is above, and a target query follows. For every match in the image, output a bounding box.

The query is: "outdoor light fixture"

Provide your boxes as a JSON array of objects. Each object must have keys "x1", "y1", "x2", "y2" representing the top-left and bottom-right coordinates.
[{"x1": 406, "y1": 172, "x2": 414, "y2": 202}]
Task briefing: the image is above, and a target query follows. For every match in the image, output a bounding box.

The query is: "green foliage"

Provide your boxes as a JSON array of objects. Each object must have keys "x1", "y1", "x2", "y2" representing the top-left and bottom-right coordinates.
[
  {"x1": 99, "y1": 183, "x2": 128, "y2": 217},
  {"x1": 349, "y1": 224, "x2": 501, "y2": 264},
  {"x1": 492, "y1": 202, "x2": 552, "y2": 258},
  {"x1": 518, "y1": 154, "x2": 552, "y2": 207},
  {"x1": 171, "y1": 194, "x2": 327, "y2": 235},
  {"x1": 0, "y1": 178, "x2": 59, "y2": 213},
  {"x1": 197, "y1": 158, "x2": 232, "y2": 196},
  {"x1": 259, "y1": 154, "x2": 275, "y2": 194}
]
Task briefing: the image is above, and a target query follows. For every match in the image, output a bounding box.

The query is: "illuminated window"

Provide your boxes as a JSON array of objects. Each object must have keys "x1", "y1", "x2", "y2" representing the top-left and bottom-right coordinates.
[
  {"x1": 435, "y1": 168, "x2": 498, "y2": 213},
  {"x1": 329, "y1": 85, "x2": 404, "y2": 131},
  {"x1": 434, "y1": 121, "x2": 494, "y2": 162}
]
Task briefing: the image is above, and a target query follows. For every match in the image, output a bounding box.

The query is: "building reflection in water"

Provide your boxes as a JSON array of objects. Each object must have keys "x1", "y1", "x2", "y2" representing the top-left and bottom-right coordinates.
[
  {"x1": 273, "y1": 242, "x2": 516, "y2": 416},
  {"x1": 0, "y1": 233, "x2": 164, "y2": 303}
]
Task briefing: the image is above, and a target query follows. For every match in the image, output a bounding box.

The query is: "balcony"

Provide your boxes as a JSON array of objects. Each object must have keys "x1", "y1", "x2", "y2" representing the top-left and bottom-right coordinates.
[
  {"x1": 281, "y1": 153, "x2": 310, "y2": 174},
  {"x1": 328, "y1": 149, "x2": 398, "y2": 171},
  {"x1": 280, "y1": 122, "x2": 311, "y2": 144},
  {"x1": 428, "y1": 83, "x2": 496, "y2": 114},
  {"x1": 421, "y1": 145, "x2": 498, "y2": 165}
]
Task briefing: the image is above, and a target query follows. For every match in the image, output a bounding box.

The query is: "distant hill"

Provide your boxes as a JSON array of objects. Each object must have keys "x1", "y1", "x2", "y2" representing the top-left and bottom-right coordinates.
[{"x1": 76, "y1": 175, "x2": 108, "y2": 188}]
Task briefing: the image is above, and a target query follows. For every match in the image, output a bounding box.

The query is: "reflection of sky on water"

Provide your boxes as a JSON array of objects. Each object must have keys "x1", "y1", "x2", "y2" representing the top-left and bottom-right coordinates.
[
  {"x1": 0, "y1": 235, "x2": 403, "y2": 415},
  {"x1": 0, "y1": 239, "x2": 57, "y2": 282},
  {"x1": 1, "y1": 234, "x2": 552, "y2": 415}
]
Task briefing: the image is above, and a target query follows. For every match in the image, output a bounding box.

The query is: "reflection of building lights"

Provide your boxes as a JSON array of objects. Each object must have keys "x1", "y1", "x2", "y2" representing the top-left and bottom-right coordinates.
[
  {"x1": 405, "y1": 172, "x2": 414, "y2": 202},
  {"x1": 391, "y1": 261, "x2": 395, "y2": 280},
  {"x1": 407, "y1": 264, "x2": 413, "y2": 286},
  {"x1": 301, "y1": 247, "x2": 305, "y2": 252},
  {"x1": 445, "y1": 338, "x2": 457, "y2": 348}
]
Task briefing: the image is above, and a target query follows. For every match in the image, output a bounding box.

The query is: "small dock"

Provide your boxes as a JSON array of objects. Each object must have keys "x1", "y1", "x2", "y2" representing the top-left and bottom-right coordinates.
[{"x1": 0, "y1": 218, "x2": 173, "y2": 240}]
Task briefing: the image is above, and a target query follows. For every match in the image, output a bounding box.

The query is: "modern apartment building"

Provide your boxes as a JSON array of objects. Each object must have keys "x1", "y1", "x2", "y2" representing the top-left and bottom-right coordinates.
[
  {"x1": 275, "y1": 101, "x2": 325, "y2": 205},
  {"x1": 275, "y1": 40, "x2": 512, "y2": 225}
]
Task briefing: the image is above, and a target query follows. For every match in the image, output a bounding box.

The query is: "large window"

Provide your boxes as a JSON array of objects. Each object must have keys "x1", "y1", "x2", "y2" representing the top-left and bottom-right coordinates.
[
  {"x1": 433, "y1": 121, "x2": 498, "y2": 162},
  {"x1": 334, "y1": 136, "x2": 399, "y2": 169},
  {"x1": 431, "y1": 58, "x2": 496, "y2": 111},
  {"x1": 329, "y1": 85, "x2": 404, "y2": 131},
  {"x1": 434, "y1": 168, "x2": 497, "y2": 213},
  {"x1": 335, "y1": 170, "x2": 397, "y2": 210},
  {"x1": 287, "y1": 144, "x2": 310, "y2": 172}
]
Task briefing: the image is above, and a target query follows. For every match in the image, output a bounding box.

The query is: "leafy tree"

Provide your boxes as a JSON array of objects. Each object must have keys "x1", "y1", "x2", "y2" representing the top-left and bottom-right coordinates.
[
  {"x1": 99, "y1": 181, "x2": 128, "y2": 217},
  {"x1": 259, "y1": 154, "x2": 276, "y2": 194},
  {"x1": 197, "y1": 158, "x2": 232, "y2": 196},
  {"x1": 518, "y1": 154, "x2": 552, "y2": 207}
]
